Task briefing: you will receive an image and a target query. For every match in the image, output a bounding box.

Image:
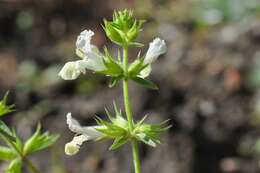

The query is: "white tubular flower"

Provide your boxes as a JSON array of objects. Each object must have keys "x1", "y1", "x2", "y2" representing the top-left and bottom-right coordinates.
[
  {"x1": 144, "y1": 38, "x2": 167, "y2": 64},
  {"x1": 65, "y1": 113, "x2": 104, "y2": 155},
  {"x1": 58, "y1": 60, "x2": 88, "y2": 80},
  {"x1": 58, "y1": 30, "x2": 106, "y2": 80},
  {"x1": 139, "y1": 38, "x2": 167, "y2": 78},
  {"x1": 75, "y1": 30, "x2": 106, "y2": 72}
]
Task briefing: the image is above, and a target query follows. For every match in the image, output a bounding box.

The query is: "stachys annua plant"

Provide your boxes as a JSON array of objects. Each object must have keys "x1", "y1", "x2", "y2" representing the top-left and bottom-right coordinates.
[{"x1": 59, "y1": 9, "x2": 169, "y2": 173}]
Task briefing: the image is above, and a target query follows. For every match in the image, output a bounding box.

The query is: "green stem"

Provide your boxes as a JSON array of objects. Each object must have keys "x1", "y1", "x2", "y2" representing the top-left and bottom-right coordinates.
[
  {"x1": 122, "y1": 46, "x2": 141, "y2": 173},
  {"x1": 1, "y1": 135, "x2": 42, "y2": 173}
]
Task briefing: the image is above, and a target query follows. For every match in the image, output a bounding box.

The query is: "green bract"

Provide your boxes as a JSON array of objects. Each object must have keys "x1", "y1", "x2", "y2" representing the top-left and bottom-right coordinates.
[
  {"x1": 103, "y1": 9, "x2": 144, "y2": 47},
  {"x1": 94, "y1": 103, "x2": 169, "y2": 149}
]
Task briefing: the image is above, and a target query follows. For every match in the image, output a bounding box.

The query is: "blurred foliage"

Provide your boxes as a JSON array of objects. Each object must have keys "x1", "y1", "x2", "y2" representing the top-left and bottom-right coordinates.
[
  {"x1": 0, "y1": 123, "x2": 58, "y2": 173},
  {"x1": 192, "y1": 0, "x2": 260, "y2": 26},
  {"x1": 0, "y1": 92, "x2": 58, "y2": 173}
]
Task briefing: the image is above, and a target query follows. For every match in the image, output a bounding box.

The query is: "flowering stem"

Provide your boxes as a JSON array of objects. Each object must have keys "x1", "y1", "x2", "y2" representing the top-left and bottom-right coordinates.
[{"x1": 123, "y1": 46, "x2": 141, "y2": 173}]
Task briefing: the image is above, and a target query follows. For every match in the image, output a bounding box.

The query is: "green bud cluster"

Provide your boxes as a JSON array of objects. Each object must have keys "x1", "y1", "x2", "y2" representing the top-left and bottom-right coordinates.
[{"x1": 103, "y1": 9, "x2": 145, "y2": 47}]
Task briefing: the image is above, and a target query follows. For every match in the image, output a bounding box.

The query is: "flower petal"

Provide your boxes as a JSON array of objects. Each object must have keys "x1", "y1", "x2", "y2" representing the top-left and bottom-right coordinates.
[
  {"x1": 58, "y1": 60, "x2": 88, "y2": 80},
  {"x1": 84, "y1": 52, "x2": 106, "y2": 71},
  {"x1": 76, "y1": 30, "x2": 94, "y2": 54},
  {"x1": 66, "y1": 113, "x2": 103, "y2": 139},
  {"x1": 144, "y1": 38, "x2": 167, "y2": 64},
  {"x1": 75, "y1": 30, "x2": 106, "y2": 72},
  {"x1": 65, "y1": 135, "x2": 88, "y2": 155},
  {"x1": 58, "y1": 61, "x2": 81, "y2": 80}
]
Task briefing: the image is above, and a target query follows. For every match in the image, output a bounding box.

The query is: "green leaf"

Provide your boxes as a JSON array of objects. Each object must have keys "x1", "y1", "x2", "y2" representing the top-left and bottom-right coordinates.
[
  {"x1": 23, "y1": 124, "x2": 59, "y2": 155},
  {"x1": 131, "y1": 77, "x2": 158, "y2": 90},
  {"x1": 0, "y1": 120, "x2": 16, "y2": 142},
  {"x1": 103, "y1": 20, "x2": 125, "y2": 46},
  {"x1": 11, "y1": 131, "x2": 23, "y2": 153},
  {"x1": 109, "y1": 136, "x2": 128, "y2": 150},
  {"x1": 0, "y1": 146, "x2": 17, "y2": 160},
  {"x1": 5, "y1": 158, "x2": 22, "y2": 173},
  {"x1": 0, "y1": 92, "x2": 15, "y2": 117}
]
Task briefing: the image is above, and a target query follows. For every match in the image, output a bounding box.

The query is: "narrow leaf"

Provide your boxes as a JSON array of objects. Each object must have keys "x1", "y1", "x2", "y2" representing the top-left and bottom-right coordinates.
[
  {"x1": 0, "y1": 146, "x2": 16, "y2": 160},
  {"x1": 131, "y1": 77, "x2": 158, "y2": 90},
  {"x1": 0, "y1": 121, "x2": 16, "y2": 142},
  {"x1": 5, "y1": 158, "x2": 22, "y2": 173},
  {"x1": 23, "y1": 124, "x2": 59, "y2": 155}
]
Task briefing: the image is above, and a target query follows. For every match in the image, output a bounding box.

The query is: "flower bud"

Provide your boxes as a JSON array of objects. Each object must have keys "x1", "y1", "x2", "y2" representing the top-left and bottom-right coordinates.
[{"x1": 103, "y1": 9, "x2": 144, "y2": 46}]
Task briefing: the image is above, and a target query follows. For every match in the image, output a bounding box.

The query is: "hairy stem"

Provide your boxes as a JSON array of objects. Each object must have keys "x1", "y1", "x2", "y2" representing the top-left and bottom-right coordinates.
[{"x1": 123, "y1": 46, "x2": 141, "y2": 173}]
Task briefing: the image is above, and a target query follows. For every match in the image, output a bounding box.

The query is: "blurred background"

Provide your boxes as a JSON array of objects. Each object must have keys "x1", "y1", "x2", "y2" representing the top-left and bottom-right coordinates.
[{"x1": 1, "y1": 0, "x2": 260, "y2": 173}]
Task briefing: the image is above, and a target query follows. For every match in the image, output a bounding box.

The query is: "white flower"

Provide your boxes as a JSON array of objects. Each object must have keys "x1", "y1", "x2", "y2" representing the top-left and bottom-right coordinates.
[
  {"x1": 58, "y1": 60, "x2": 88, "y2": 80},
  {"x1": 75, "y1": 30, "x2": 106, "y2": 71},
  {"x1": 144, "y1": 38, "x2": 167, "y2": 64},
  {"x1": 65, "y1": 113, "x2": 104, "y2": 155},
  {"x1": 58, "y1": 30, "x2": 107, "y2": 80},
  {"x1": 139, "y1": 38, "x2": 167, "y2": 78}
]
